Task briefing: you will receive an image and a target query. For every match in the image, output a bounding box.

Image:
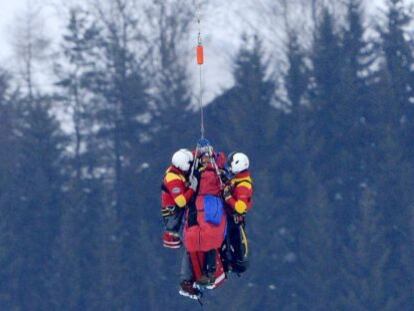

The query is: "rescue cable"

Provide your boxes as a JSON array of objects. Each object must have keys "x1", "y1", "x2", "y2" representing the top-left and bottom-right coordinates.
[
  {"x1": 188, "y1": 1, "x2": 204, "y2": 181},
  {"x1": 196, "y1": 1, "x2": 205, "y2": 139},
  {"x1": 192, "y1": 2, "x2": 223, "y2": 189}
]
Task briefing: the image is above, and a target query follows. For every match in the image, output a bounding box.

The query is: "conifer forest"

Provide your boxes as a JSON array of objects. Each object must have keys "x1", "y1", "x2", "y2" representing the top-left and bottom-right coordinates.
[{"x1": 0, "y1": 0, "x2": 413, "y2": 310}]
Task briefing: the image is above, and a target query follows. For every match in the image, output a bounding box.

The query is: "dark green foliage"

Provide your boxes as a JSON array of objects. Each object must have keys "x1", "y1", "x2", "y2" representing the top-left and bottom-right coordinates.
[
  {"x1": 381, "y1": 0, "x2": 414, "y2": 114},
  {"x1": 206, "y1": 34, "x2": 276, "y2": 153},
  {"x1": 0, "y1": 90, "x2": 67, "y2": 310},
  {"x1": 285, "y1": 31, "x2": 309, "y2": 110},
  {"x1": 339, "y1": 186, "x2": 395, "y2": 310},
  {"x1": 0, "y1": 69, "x2": 20, "y2": 309},
  {"x1": 375, "y1": 2, "x2": 414, "y2": 305},
  {"x1": 1, "y1": 0, "x2": 414, "y2": 309}
]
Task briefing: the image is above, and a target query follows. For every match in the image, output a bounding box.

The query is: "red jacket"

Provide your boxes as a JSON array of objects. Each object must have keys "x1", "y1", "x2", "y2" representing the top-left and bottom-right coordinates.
[
  {"x1": 214, "y1": 152, "x2": 226, "y2": 169},
  {"x1": 161, "y1": 166, "x2": 194, "y2": 208},
  {"x1": 224, "y1": 170, "x2": 253, "y2": 214},
  {"x1": 198, "y1": 164, "x2": 222, "y2": 196}
]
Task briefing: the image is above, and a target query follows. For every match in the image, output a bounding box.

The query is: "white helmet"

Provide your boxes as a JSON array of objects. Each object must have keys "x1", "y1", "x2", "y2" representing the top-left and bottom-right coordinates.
[
  {"x1": 227, "y1": 152, "x2": 249, "y2": 174},
  {"x1": 179, "y1": 148, "x2": 193, "y2": 161},
  {"x1": 172, "y1": 149, "x2": 193, "y2": 172}
]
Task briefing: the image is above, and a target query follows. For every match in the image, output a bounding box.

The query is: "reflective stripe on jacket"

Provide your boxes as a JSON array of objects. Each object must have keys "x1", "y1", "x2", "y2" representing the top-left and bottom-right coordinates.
[
  {"x1": 225, "y1": 171, "x2": 253, "y2": 213},
  {"x1": 161, "y1": 166, "x2": 194, "y2": 208}
]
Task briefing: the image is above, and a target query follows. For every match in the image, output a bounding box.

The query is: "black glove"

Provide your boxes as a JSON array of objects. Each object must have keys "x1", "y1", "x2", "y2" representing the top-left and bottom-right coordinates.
[
  {"x1": 233, "y1": 214, "x2": 246, "y2": 224},
  {"x1": 223, "y1": 186, "x2": 232, "y2": 201},
  {"x1": 220, "y1": 169, "x2": 230, "y2": 183},
  {"x1": 161, "y1": 205, "x2": 177, "y2": 217},
  {"x1": 193, "y1": 166, "x2": 201, "y2": 180}
]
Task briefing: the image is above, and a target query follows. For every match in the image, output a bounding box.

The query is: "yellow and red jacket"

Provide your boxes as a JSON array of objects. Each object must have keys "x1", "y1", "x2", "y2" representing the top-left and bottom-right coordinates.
[
  {"x1": 224, "y1": 171, "x2": 253, "y2": 214},
  {"x1": 161, "y1": 166, "x2": 194, "y2": 209}
]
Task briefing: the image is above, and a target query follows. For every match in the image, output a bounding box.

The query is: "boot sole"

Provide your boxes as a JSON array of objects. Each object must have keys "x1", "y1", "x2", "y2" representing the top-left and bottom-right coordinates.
[{"x1": 179, "y1": 289, "x2": 201, "y2": 300}]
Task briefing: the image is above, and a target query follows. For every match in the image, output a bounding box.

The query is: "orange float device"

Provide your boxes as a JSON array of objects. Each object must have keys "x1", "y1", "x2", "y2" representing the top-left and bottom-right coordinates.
[{"x1": 197, "y1": 45, "x2": 204, "y2": 65}]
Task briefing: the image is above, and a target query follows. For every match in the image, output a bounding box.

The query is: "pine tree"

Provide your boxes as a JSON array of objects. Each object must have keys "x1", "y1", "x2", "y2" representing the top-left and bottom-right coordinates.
[
  {"x1": 83, "y1": 1, "x2": 152, "y2": 308},
  {"x1": 139, "y1": 0, "x2": 196, "y2": 196},
  {"x1": 3, "y1": 4, "x2": 66, "y2": 308},
  {"x1": 149, "y1": 0, "x2": 193, "y2": 123},
  {"x1": 339, "y1": 186, "x2": 395, "y2": 309},
  {"x1": 376, "y1": 1, "x2": 414, "y2": 303},
  {"x1": 307, "y1": 3, "x2": 375, "y2": 241},
  {"x1": 380, "y1": 0, "x2": 414, "y2": 131},
  {"x1": 297, "y1": 169, "x2": 338, "y2": 310},
  {"x1": 0, "y1": 70, "x2": 18, "y2": 209},
  {"x1": 206, "y1": 34, "x2": 275, "y2": 154},
  {"x1": 297, "y1": 8, "x2": 347, "y2": 308},
  {"x1": 0, "y1": 69, "x2": 21, "y2": 309},
  {"x1": 10, "y1": 97, "x2": 67, "y2": 310},
  {"x1": 333, "y1": 0, "x2": 379, "y2": 232},
  {"x1": 276, "y1": 29, "x2": 312, "y2": 310},
  {"x1": 47, "y1": 8, "x2": 113, "y2": 309},
  {"x1": 285, "y1": 31, "x2": 309, "y2": 111},
  {"x1": 307, "y1": 6, "x2": 344, "y2": 245},
  {"x1": 309, "y1": 8, "x2": 343, "y2": 175},
  {"x1": 379, "y1": 0, "x2": 414, "y2": 163},
  {"x1": 55, "y1": 7, "x2": 101, "y2": 180},
  {"x1": 12, "y1": 0, "x2": 51, "y2": 101},
  {"x1": 280, "y1": 28, "x2": 310, "y2": 224}
]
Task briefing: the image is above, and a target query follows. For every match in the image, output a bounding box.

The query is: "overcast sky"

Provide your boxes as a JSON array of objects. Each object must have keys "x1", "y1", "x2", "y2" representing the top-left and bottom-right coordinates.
[
  {"x1": 0, "y1": 0, "x2": 405, "y2": 101},
  {"x1": 0, "y1": 0, "x2": 392, "y2": 61}
]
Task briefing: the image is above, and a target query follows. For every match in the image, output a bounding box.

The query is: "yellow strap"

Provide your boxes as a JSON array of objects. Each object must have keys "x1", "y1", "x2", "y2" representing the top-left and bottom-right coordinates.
[{"x1": 240, "y1": 226, "x2": 249, "y2": 257}]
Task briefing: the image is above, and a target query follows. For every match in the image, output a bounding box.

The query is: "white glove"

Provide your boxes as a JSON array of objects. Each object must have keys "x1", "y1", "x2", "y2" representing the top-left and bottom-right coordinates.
[{"x1": 189, "y1": 175, "x2": 198, "y2": 191}]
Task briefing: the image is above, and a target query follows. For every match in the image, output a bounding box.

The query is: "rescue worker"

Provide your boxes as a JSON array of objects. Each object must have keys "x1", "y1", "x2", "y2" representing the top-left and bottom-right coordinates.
[
  {"x1": 160, "y1": 149, "x2": 202, "y2": 299},
  {"x1": 161, "y1": 149, "x2": 198, "y2": 249},
  {"x1": 221, "y1": 152, "x2": 253, "y2": 274}
]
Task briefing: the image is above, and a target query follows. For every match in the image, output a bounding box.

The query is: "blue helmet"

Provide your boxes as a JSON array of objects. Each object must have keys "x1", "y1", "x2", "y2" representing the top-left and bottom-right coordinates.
[{"x1": 197, "y1": 138, "x2": 213, "y2": 156}]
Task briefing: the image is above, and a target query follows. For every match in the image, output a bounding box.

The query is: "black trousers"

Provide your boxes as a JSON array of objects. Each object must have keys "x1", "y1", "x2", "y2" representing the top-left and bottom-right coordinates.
[
  {"x1": 221, "y1": 215, "x2": 249, "y2": 274},
  {"x1": 163, "y1": 207, "x2": 184, "y2": 233}
]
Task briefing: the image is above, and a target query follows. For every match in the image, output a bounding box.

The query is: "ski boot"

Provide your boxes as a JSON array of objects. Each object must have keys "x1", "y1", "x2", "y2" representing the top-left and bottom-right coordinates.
[{"x1": 179, "y1": 280, "x2": 202, "y2": 300}]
